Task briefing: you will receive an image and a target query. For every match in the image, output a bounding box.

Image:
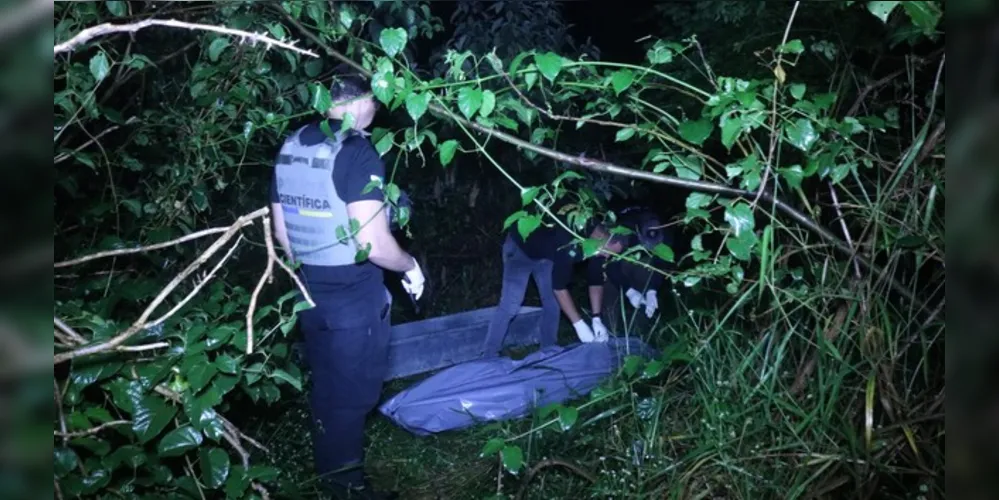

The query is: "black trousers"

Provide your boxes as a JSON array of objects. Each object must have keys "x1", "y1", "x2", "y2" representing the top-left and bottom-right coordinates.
[
  {"x1": 603, "y1": 260, "x2": 657, "y2": 335},
  {"x1": 298, "y1": 288, "x2": 391, "y2": 487}
]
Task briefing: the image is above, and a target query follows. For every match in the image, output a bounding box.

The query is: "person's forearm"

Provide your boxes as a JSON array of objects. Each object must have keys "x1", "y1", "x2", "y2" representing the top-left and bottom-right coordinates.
[
  {"x1": 588, "y1": 285, "x2": 603, "y2": 316},
  {"x1": 367, "y1": 240, "x2": 416, "y2": 273},
  {"x1": 554, "y1": 289, "x2": 582, "y2": 323}
]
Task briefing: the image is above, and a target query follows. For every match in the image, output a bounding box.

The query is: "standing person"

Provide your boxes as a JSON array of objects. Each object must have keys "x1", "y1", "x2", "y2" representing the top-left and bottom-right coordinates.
[
  {"x1": 482, "y1": 198, "x2": 628, "y2": 357},
  {"x1": 270, "y1": 64, "x2": 423, "y2": 499},
  {"x1": 603, "y1": 205, "x2": 675, "y2": 333}
]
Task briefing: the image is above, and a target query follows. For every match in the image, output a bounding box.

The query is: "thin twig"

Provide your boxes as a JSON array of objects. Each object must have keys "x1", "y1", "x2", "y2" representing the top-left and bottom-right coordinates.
[
  {"x1": 147, "y1": 234, "x2": 244, "y2": 327},
  {"x1": 54, "y1": 317, "x2": 87, "y2": 344},
  {"x1": 828, "y1": 184, "x2": 863, "y2": 280},
  {"x1": 55, "y1": 221, "x2": 253, "y2": 268},
  {"x1": 54, "y1": 18, "x2": 319, "y2": 57},
  {"x1": 516, "y1": 459, "x2": 597, "y2": 500},
  {"x1": 273, "y1": 256, "x2": 315, "y2": 308},
  {"x1": 54, "y1": 208, "x2": 268, "y2": 364},
  {"x1": 754, "y1": 1, "x2": 801, "y2": 209},
  {"x1": 55, "y1": 380, "x2": 68, "y2": 445},
  {"x1": 116, "y1": 342, "x2": 170, "y2": 353},
  {"x1": 54, "y1": 420, "x2": 131, "y2": 439},
  {"x1": 247, "y1": 217, "x2": 276, "y2": 355}
]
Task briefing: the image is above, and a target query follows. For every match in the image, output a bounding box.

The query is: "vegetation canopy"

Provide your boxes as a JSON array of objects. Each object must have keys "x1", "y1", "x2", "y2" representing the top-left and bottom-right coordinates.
[{"x1": 52, "y1": 1, "x2": 944, "y2": 498}]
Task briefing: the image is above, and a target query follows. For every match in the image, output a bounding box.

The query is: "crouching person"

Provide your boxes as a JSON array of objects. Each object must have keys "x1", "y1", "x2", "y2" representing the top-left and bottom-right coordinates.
[
  {"x1": 602, "y1": 206, "x2": 675, "y2": 335},
  {"x1": 270, "y1": 65, "x2": 424, "y2": 499},
  {"x1": 482, "y1": 198, "x2": 629, "y2": 357}
]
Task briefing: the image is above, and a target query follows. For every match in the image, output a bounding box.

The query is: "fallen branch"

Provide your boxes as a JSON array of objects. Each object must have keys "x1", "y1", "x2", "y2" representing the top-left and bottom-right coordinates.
[
  {"x1": 55, "y1": 221, "x2": 253, "y2": 268},
  {"x1": 54, "y1": 317, "x2": 86, "y2": 345},
  {"x1": 116, "y1": 342, "x2": 170, "y2": 353},
  {"x1": 247, "y1": 217, "x2": 276, "y2": 355},
  {"x1": 54, "y1": 207, "x2": 268, "y2": 364},
  {"x1": 147, "y1": 234, "x2": 244, "y2": 327},
  {"x1": 54, "y1": 420, "x2": 130, "y2": 439},
  {"x1": 54, "y1": 18, "x2": 318, "y2": 57}
]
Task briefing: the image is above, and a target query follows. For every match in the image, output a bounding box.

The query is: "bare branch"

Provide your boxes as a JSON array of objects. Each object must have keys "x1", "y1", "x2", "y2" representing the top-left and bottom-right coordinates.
[
  {"x1": 247, "y1": 217, "x2": 276, "y2": 355},
  {"x1": 116, "y1": 342, "x2": 170, "y2": 353},
  {"x1": 54, "y1": 208, "x2": 268, "y2": 364},
  {"x1": 147, "y1": 234, "x2": 245, "y2": 327},
  {"x1": 54, "y1": 420, "x2": 131, "y2": 439},
  {"x1": 54, "y1": 18, "x2": 319, "y2": 58},
  {"x1": 55, "y1": 220, "x2": 254, "y2": 268},
  {"x1": 54, "y1": 317, "x2": 86, "y2": 344}
]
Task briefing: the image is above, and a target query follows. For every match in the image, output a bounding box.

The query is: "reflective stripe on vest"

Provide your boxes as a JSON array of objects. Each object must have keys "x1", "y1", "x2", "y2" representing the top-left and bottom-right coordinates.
[{"x1": 274, "y1": 125, "x2": 356, "y2": 266}]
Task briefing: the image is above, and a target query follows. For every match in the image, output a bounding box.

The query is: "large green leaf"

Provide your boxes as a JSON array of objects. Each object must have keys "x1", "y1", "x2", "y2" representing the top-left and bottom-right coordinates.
[
  {"x1": 132, "y1": 394, "x2": 178, "y2": 444},
  {"x1": 678, "y1": 119, "x2": 713, "y2": 146},
  {"x1": 200, "y1": 447, "x2": 231, "y2": 489},
  {"x1": 611, "y1": 69, "x2": 635, "y2": 95},
  {"x1": 457, "y1": 87, "x2": 483, "y2": 119},
  {"x1": 500, "y1": 444, "x2": 524, "y2": 474},
  {"x1": 533, "y1": 52, "x2": 563, "y2": 82},
  {"x1": 867, "y1": 1, "x2": 901, "y2": 22},
  {"x1": 378, "y1": 27, "x2": 408, "y2": 57},
  {"x1": 438, "y1": 139, "x2": 459, "y2": 167},
  {"x1": 405, "y1": 91, "x2": 431, "y2": 122},
  {"x1": 158, "y1": 425, "x2": 204, "y2": 457}
]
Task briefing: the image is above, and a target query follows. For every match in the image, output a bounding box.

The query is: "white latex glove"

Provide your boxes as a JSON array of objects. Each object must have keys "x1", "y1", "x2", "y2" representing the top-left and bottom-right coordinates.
[
  {"x1": 644, "y1": 290, "x2": 658, "y2": 318},
  {"x1": 625, "y1": 288, "x2": 645, "y2": 309},
  {"x1": 572, "y1": 319, "x2": 595, "y2": 343},
  {"x1": 591, "y1": 317, "x2": 609, "y2": 342},
  {"x1": 402, "y1": 258, "x2": 425, "y2": 300}
]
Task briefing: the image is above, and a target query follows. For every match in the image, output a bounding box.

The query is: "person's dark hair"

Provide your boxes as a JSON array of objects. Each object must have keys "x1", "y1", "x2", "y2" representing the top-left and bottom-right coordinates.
[{"x1": 329, "y1": 63, "x2": 371, "y2": 104}]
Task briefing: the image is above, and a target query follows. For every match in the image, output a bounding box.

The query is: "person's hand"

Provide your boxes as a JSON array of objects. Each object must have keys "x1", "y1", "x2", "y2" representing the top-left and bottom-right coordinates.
[
  {"x1": 402, "y1": 258, "x2": 425, "y2": 300},
  {"x1": 591, "y1": 317, "x2": 609, "y2": 342},
  {"x1": 644, "y1": 290, "x2": 658, "y2": 318},
  {"x1": 572, "y1": 319, "x2": 595, "y2": 343},
  {"x1": 625, "y1": 288, "x2": 645, "y2": 309}
]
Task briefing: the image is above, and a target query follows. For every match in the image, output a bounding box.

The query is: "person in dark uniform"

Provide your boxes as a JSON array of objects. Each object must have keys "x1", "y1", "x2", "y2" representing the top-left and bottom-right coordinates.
[
  {"x1": 270, "y1": 65, "x2": 422, "y2": 499},
  {"x1": 482, "y1": 197, "x2": 629, "y2": 357},
  {"x1": 602, "y1": 205, "x2": 676, "y2": 334}
]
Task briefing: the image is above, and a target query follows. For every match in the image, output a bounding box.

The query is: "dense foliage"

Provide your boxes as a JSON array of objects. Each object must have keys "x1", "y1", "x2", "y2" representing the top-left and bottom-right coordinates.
[{"x1": 53, "y1": 1, "x2": 944, "y2": 498}]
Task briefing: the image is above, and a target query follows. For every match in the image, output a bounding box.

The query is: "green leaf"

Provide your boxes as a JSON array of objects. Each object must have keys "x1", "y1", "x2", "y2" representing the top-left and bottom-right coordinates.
[
  {"x1": 371, "y1": 61, "x2": 396, "y2": 105},
  {"x1": 500, "y1": 445, "x2": 524, "y2": 474},
  {"x1": 651, "y1": 243, "x2": 674, "y2": 263},
  {"x1": 516, "y1": 215, "x2": 542, "y2": 240},
  {"x1": 503, "y1": 210, "x2": 527, "y2": 230},
  {"x1": 534, "y1": 52, "x2": 563, "y2": 82},
  {"x1": 901, "y1": 1, "x2": 941, "y2": 34},
  {"x1": 622, "y1": 356, "x2": 644, "y2": 377},
  {"x1": 438, "y1": 139, "x2": 459, "y2": 167},
  {"x1": 785, "y1": 118, "x2": 818, "y2": 151},
  {"x1": 200, "y1": 447, "x2": 230, "y2": 489},
  {"x1": 557, "y1": 406, "x2": 579, "y2": 431},
  {"x1": 405, "y1": 92, "x2": 431, "y2": 122},
  {"x1": 55, "y1": 447, "x2": 79, "y2": 477},
  {"x1": 867, "y1": 1, "x2": 901, "y2": 22},
  {"x1": 724, "y1": 201, "x2": 755, "y2": 237},
  {"x1": 726, "y1": 230, "x2": 758, "y2": 261},
  {"x1": 375, "y1": 130, "x2": 395, "y2": 155},
  {"x1": 378, "y1": 27, "x2": 408, "y2": 57},
  {"x1": 678, "y1": 119, "x2": 713, "y2": 146},
  {"x1": 133, "y1": 395, "x2": 178, "y2": 444},
  {"x1": 89, "y1": 52, "x2": 111, "y2": 82},
  {"x1": 611, "y1": 69, "x2": 635, "y2": 95},
  {"x1": 642, "y1": 359, "x2": 665, "y2": 379},
  {"x1": 457, "y1": 87, "x2": 483, "y2": 119},
  {"x1": 480, "y1": 90, "x2": 496, "y2": 117},
  {"x1": 779, "y1": 164, "x2": 804, "y2": 189},
  {"x1": 304, "y1": 58, "x2": 323, "y2": 78},
  {"x1": 580, "y1": 238, "x2": 602, "y2": 258},
  {"x1": 105, "y1": 1, "x2": 127, "y2": 16},
  {"x1": 309, "y1": 83, "x2": 332, "y2": 114},
  {"x1": 520, "y1": 186, "x2": 541, "y2": 206},
  {"x1": 208, "y1": 38, "x2": 230, "y2": 62},
  {"x1": 647, "y1": 40, "x2": 675, "y2": 64},
  {"x1": 480, "y1": 438, "x2": 505, "y2": 458},
  {"x1": 186, "y1": 361, "x2": 218, "y2": 393},
  {"x1": 777, "y1": 39, "x2": 805, "y2": 54},
  {"x1": 720, "y1": 113, "x2": 743, "y2": 149},
  {"x1": 672, "y1": 155, "x2": 703, "y2": 181},
  {"x1": 270, "y1": 368, "x2": 302, "y2": 391},
  {"x1": 615, "y1": 127, "x2": 636, "y2": 142},
  {"x1": 789, "y1": 83, "x2": 806, "y2": 100},
  {"x1": 685, "y1": 192, "x2": 712, "y2": 210},
  {"x1": 158, "y1": 426, "x2": 204, "y2": 457}
]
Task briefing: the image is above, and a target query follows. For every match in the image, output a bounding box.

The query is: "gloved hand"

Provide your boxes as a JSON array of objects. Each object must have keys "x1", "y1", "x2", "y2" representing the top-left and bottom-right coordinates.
[
  {"x1": 572, "y1": 319, "x2": 595, "y2": 343},
  {"x1": 402, "y1": 258, "x2": 425, "y2": 300},
  {"x1": 644, "y1": 290, "x2": 658, "y2": 318},
  {"x1": 625, "y1": 288, "x2": 645, "y2": 309},
  {"x1": 591, "y1": 317, "x2": 609, "y2": 342}
]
